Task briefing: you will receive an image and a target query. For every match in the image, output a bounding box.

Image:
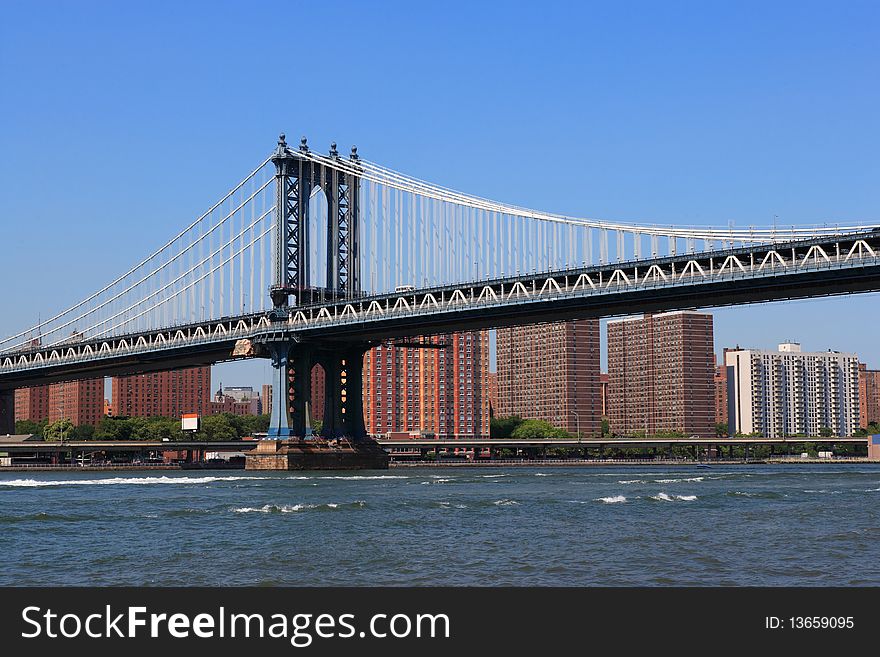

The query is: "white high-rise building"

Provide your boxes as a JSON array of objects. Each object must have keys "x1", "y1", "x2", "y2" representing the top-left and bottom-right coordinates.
[{"x1": 725, "y1": 343, "x2": 860, "y2": 438}]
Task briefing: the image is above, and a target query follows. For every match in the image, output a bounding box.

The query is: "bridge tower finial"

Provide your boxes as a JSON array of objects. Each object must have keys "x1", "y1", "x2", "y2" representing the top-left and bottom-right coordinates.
[
  {"x1": 329, "y1": 142, "x2": 339, "y2": 158},
  {"x1": 300, "y1": 136, "x2": 309, "y2": 153},
  {"x1": 350, "y1": 145, "x2": 359, "y2": 161}
]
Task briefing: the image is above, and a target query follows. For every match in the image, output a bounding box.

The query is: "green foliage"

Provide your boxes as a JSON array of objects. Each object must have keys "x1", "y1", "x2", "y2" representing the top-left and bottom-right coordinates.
[
  {"x1": 91, "y1": 413, "x2": 270, "y2": 441},
  {"x1": 715, "y1": 422, "x2": 728, "y2": 438},
  {"x1": 651, "y1": 430, "x2": 685, "y2": 439},
  {"x1": 14, "y1": 413, "x2": 271, "y2": 443},
  {"x1": 858, "y1": 423, "x2": 880, "y2": 436},
  {"x1": 818, "y1": 426, "x2": 834, "y2": 437},
  {"x1": 14, "y1": 419, "x2": 47, "y2": 437},
  {"x1": 70, "y1": 424, "x2": 95, "y2": 440},
  {"x1": 600, "y1": 417, "x2": 611, "y2": 437},
  {"x1": 790, "y1": 441, "x2": 818, "y2": 457},
  {"x1": 832, "y1": 442, "x2": 868, "y2": 456},
  {"x1": 490, "y1": 415, "x2": 523, "y2": 439},
  {"x1": 251, "y1": 414, "x2": 270, "y2": 434},
  {"x1": 193, "y1": 415, "x2": 238, "y2": 441},
  {"x1": 510, "y1": 419, "x2": 571, "y2": 440},
  {"x1": 44, "y1": 419, "x2": 74, "y2": 441},
  {"x1": 148, "y1": 417, "x2": 185, "y2": 442},
  {"x1": 94, "y1": 417, "x2": 130, "y2": 440}
]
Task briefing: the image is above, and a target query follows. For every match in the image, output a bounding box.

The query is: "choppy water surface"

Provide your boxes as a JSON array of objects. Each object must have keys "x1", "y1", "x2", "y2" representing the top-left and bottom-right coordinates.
[{"x1": 2, "y1": 465, "x2": 879, "y2": 586}]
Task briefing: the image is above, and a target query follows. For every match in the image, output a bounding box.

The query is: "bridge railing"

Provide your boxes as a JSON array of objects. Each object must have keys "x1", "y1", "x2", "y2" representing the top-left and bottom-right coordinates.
[{"x1": 265, "y1": 232, "x2": 879, "y2": 332}]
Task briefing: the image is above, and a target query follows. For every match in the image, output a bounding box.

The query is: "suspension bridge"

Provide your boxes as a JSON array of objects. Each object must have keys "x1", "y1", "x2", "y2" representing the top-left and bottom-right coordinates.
[{"x1": 1, "y1": 134, "x2": 879, "y2": 441}]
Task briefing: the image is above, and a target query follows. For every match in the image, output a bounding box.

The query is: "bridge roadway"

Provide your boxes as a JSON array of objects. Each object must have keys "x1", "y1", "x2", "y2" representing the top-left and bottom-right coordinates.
[
  {"x1": 0, "y1": 230, "x2": 878, "y2": 393},
  {"x1": 0, "y1": 437, "x2": 868, "y2": 454}
]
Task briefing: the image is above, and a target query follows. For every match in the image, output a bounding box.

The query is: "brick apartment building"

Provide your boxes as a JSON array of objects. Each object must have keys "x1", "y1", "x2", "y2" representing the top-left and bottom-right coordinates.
[
  {"x1": 111, "y1": 367, "x2": 211, "y2": 418},
  {"x1": 715, "y1": 358, "x2": 729, "y2": 431},
  {"x1": 857, "y1": 363, "x2": 880, "y2": 429},
  {"x1": 599, "y1": 373, "x2": 610, "y2": 418},
  {"x1": 49, "y1": 379, "x2": 104, "y2": 427},
  {"x1": 496, "y1": 320, "x2": 601, "y2": 436},
  {"x1": 14, "y1": 385, "x2": 50, "y2": 423},
  {"x1": 363, "y1": 332, "x2": 490, "y2": 439},
  {"x1": 607, "y1": 311, "x2": 715, "y2": 438},
  {"x1": 487, "y1": 372, "x2": 498, "y2": 417}
]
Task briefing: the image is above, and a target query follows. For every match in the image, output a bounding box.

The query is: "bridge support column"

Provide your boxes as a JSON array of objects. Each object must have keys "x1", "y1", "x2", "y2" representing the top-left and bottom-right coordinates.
[
  {"x1": 0, "y1": 389, "x2": 13, "y2": 436},
  {"x1": 267, "y1": 342, "x2": 314, "y2": 439},
  {"x1": 319, "y1": 344, "x2": 368, "y2": 441}
]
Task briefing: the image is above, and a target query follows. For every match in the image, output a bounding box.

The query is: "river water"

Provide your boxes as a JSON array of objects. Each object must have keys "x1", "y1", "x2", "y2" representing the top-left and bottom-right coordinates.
[{"x1": 2, "y1": 464, "x2": 879, "y2": 586}]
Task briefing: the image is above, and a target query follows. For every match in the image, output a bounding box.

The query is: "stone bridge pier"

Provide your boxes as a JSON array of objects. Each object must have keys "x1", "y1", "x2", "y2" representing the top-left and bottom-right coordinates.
[{"x1": 254, "y1": 338, "x2": 387, "y2": 470}]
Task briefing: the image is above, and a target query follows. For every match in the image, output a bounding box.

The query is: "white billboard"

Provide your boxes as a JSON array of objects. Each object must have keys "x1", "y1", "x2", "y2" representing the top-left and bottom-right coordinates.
[{"x1": 181, "y1": 414, "x2": 200, "y2": 432}]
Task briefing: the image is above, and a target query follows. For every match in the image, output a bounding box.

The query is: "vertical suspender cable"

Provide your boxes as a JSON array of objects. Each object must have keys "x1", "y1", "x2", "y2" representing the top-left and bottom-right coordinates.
[
  {"x1": 370, "y1": 180, "x2": 378, "y2": 294},
  {"x1": 433, "y1": 198, "x2": 440, "y2": 285},
  {"x1": 259, "y1": 171, "x2": 265, "y2": 312},
  {"x1": 382, "y1": 184, "x2": 389, "y2": 292},
  {"x1": 421, "y1": 194, "x2": 427, "y2": 287},
  {"x1": 249, "y1": 176, "x2": 255, "y2": 314},
  {"x1": 220, "y1": 198, "x2": 226, "y2": 319},
  {"x1": 396, "y1": 187, "x2": 402, "y2": 288},
  {"x1": 586, "y1": 226, "x2": 593, "y2": 266},
  {"x1": 238, "y1": 184, "x2": 245, "y2": 313}
]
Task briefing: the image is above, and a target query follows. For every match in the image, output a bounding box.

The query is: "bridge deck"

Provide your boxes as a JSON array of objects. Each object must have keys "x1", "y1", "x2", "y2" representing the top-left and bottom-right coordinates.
[{"x1": 1, "y1": 231, "x2": 879, "y2": 390}]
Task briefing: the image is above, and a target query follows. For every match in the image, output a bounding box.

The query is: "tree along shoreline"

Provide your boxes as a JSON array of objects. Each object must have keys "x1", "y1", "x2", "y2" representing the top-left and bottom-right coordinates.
[{"x1": 14, "y1": 414, "x2": 271, "y2": 442}]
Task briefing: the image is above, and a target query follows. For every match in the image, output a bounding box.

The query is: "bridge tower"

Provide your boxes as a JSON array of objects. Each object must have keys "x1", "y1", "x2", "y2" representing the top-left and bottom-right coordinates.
[
  {"x1": 265, "y1": 134, "x2": 365, "y2": 440},
  {"x1": 269, "y1": 133, "x2": 361, "y2": 307}
]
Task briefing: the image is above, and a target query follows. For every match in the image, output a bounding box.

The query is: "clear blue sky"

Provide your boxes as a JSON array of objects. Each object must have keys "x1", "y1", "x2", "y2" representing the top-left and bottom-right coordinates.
[{"x1": 1, "y1": 0, "x2": 878, "y2": 392}]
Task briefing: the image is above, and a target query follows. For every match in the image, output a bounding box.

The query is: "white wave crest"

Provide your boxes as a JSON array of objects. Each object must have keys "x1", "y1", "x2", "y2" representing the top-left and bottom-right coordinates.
[
  {"x1": 492, "y1": 499, "x2": 520, "y2": 506},
  {"x1": 651, "y1": 492, "x2": 697, "y2": 501},
  {"x1": 596, "y1": 495, "x2": 627, "y2": 504},
  {"x1": 654, "y1": 477, "x2": 704, "y2": 484},
  {"x1": 232, "y1": 503, "x2": 314, "y2": 513},
  {"x1": 231, "y1": 500, "x2": 364, "y2": 513},
  {"x1": 317, "y1": 475, "x2": 409, "y2": 480}
]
